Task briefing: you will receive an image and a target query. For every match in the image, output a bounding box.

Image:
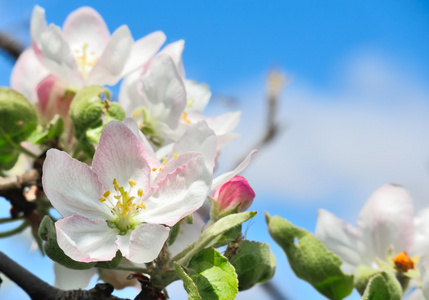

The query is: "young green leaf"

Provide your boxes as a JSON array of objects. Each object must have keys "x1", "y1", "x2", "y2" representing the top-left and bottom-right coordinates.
[
  {"x1": 362, "y1": 272, "x2": 402, "y2": 300},
  {"x1": 266, "y1": 213, "x2": 354, "y2": 300},
  {"x1": 174, "y1": 262, "x2": 202, "y2": 300}
]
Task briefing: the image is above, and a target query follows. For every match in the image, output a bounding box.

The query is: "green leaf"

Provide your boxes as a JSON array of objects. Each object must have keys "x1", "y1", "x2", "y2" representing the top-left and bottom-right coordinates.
[
  {"x1": 38, "y1": 216, "x2": 96, "y2": 270},
  {"x1": 28, "y1": 115, "x2": 64, "y2": 144},
  {"x1": 266, "y1": 213, "x2": 354, "y2": 300},
  {"x1": 174, "y1": 262, "x2": 202, "y2": 300},
  {"x1": 362, "y1": 272, "x2": 402, "y2": 300},
  {"x1": 168, "y1": 222, "x2": 181, "y2": 246},
  {"x1": 229, "y1": 240, "x2": 276, "y2": 290},
  {"x1": 187, "y1": 248, "x2": 238, "y2": 300},
  {"x1": 0, "y1": 88, "x2": 38, "y2": 143},
  {"x1": 354, "y1": 265, "x2": 382, "y2": 295},
  {"x1": 176, "y1": 211, "x2": 257, "y2": 266}
]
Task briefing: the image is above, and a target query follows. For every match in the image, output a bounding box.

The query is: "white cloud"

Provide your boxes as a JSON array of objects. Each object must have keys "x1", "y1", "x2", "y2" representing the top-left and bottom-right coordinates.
[{"x1": 219, "y1": 52, "x2": 429, "y2": 215}]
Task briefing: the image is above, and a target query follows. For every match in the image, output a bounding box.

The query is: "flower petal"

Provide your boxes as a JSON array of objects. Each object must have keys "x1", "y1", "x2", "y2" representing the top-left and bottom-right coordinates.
[
  {"x1": 315, "y1": 209, "x2": 368, "y2": 271},
  {"x1": 54, "y1": 262, "x2": 96, "y2": 290},
  {"x1": 39, "y1": 25, "x2": 84, "y2": 86},
  {"x1": 62, "y1": 7, "x2": 110, "y2": 55},
  {"x1": 420, "y1": 255, "x2": 429, "y2": 300},
  {"x1": 30, "y1": 6, "x2": 47, "y2": 55},
  {"x1": 118, "y1": 69, "x2": 141, "y2": 116},
  {"x1": 56, "y1": 215, "x2": 119, "y2": 262},
  {"x1": 211, "y1": 150, "x2": 257, "y2": 191},
  {"x1": 121, "y1": 31, "x2": 166, "y2": 77},
  {"x1": 10, "y1": 48, "x2": 50, "y2": 103},
  {"x1": 169, "y1": 121, "x2": 217, "y2": 168},
  {"x1": 92, "y1": 121, "x2": 152, "y2": 193},
  {"x1": 141, "y1": 154, "x2": 212, "y2": 226},
  {"x1": 159, "y1": 40, "x2": 185, "y2": 78},
  {"x1": 357, "y1": 183, "x2": 414, "y2": 260},
  {"x1": 168, "y1": 213, "x2": 206, "y2": 257},
  {"x1": 184, "y1": 80, "x2": 211, "y2": 113},
  {"x1": 140, "y1": 54, "x2": 186, "y2": 129},
  {"x1": 42, "y1": 149, "x2": 111, "y2": 219},
  {"x1": 117, "y1": 223, "x2": 169, "y2": 263},
  {"x1": 86, "y1": 26, "x2": 133, "y2": 86}
]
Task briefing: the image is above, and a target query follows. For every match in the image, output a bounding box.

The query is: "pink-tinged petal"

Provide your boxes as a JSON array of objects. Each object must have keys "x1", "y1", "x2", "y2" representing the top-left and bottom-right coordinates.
[
  {"x1": 62, "y1": 7, "x2": 110, "y2": 54},
  {"x1": 39, "y1": 25, "x2": 84, "y2": 86},
  {"x1": 92, "y1": 121, "x2": 151, "y2": 192},
  {"x1": 357, "y1": 183, "x2": 414, "y2": 260},
  {"x1": 211, "y1": 150, "x2": 257, "y2": 191},
  {"x1": 216, "y1": 132, "x2": 240, "y2": 150},
  {"x1": 86, "y1": 26, "x2": 133, "y2": 86},
  {"x1": 169, "y1": 121, "x2": 217, "y2": 168},
  {"x1": 141, "y1": 54, "x2": 186, "y2": 129},
  {"x1": 169, "y1": 213, "x2": 206, "y2": 256},
  {"x1": 56, "y1": 215, "x2": 119, "y2": 262},
  {"x1": 117, "y1": 224, "x2": 169, "y2": 263},
  {"x1": 184, "y1": 80, "x2": 211, "y2": 113},
  {"x1": 42, "y1": 149, "x2": 112, "y2": 219},
  {"x1": 315, "y1": 209, "x2": 369, "y2": 272},
  {"x1": 159, "y1": 40, "x2": 185, "y2": 78},
  {"x1": 121, "y1": 31, "x2": 166, "y2": 77},
  {"x1": 140, "y1": 154, "x2": 212, "y2": 226},
  {"x1": 412, "y1": 208, "x2": 429, "y2": 256},
  {"x1": 54, "y1": 262, "x2": 96, "y2": 290},
  {"x1": 10, "y1": 48, "x2": 50, "y2": 103},
  {"x1": 30, "y1": 6, "x2": 47, "y2": 55},
  {"x1": 121, "y1": 118, "x2": 159, "y2": 167},
  {"x1": 118, "y1": 70, "x2": 142, "y2": 116}
]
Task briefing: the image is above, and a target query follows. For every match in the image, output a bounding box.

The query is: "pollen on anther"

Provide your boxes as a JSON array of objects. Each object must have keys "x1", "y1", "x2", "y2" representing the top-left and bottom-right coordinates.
[
  {"x1": 173, "y1": 153, "x2": 179, "y2": 159},
  {"x1": 99, "y1": 197, "x2": 106, "y2": 202},
  {"x1": 138, "y1": 189, "x2": 143, "y2": 197},
  {"x1": 113, "y1": 178, "x2": 120, "y2": 190},
  {"x1": 129, "y1": 179, "x2": 136, "y2": 187},
  {"x1": 103, "y1": 191, "x2": 111, "y2": 198}
]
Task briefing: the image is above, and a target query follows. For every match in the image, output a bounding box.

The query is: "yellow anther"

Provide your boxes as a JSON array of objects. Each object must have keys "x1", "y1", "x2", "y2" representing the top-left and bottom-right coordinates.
[
  {"x1": 187, "y1": 97, "x2": 195, "y2": 108},
  {"x1": 162, "y1": 157, "x2": 167, "y2": 166},
  {"x1": 114, "y1": 195, "x2": 121, "y2": 200},
  {"x1": 99, "y1": 198, "x2": 106, "y2": 202},
  {"x1": 152, "y1": 168, "x2": 157, "y2": 172},
  {"x1": 103, "y1": 191, "x2": 111, "y2": 198},
  {"x1": 138, "y1": 189, "x2": 143, "y2": 197},
  {"x1": 182, "y1": 111, "x2": 191, "y2": 124},
  {"x1": 173, "y1": 153, "x2": 179, "y2": 159},
  {"x1": 113, "y1": 178, "x2": 120, "y2": 191},
  {"x1": 129, "y1": 179, "x2": 136, "y2": 187},
  {"x1": 137, "y1": 202, "x2": 146, "y2": 209}
]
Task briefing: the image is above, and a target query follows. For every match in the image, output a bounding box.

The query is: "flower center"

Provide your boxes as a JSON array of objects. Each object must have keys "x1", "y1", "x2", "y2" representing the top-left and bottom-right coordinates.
[
  {"x1": 99, "y1": 178, "x2": 145, "y2": 235},
  {"x1": 392, "y1": 251, "x2": 415, "y2": 272},
  {"x1": 74, "y1": 43, "x2": 99, "y2": 79}
]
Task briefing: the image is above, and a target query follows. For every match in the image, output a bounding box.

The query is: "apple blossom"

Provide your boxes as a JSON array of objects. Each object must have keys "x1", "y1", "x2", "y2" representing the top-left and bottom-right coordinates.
[
  {"x1": 213, "y1": 175, "x2": 255, "y2": 214},
  {"x1": 42, "y1": 120, "x2": 213, "y2": 264},
  {"x1": 29, "y1": 6, "x2": 165, "y2": 87},
  {"x1": 315, "y1": 183, "x2": 429, "y2": 297},
  {"x1": 119, "y1": 42, "x2": 240, "y2": 149}
]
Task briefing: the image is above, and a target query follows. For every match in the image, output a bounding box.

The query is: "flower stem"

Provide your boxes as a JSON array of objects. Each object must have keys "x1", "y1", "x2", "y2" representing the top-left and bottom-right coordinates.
[{"x1": 0, "y1": 220, "x2": 28, "y2": 237}]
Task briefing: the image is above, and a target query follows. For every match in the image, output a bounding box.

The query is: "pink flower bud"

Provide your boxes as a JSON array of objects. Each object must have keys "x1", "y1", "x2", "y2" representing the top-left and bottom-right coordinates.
[{"x1": 213, "y1": 175, "x2": 255, "y2": 213}]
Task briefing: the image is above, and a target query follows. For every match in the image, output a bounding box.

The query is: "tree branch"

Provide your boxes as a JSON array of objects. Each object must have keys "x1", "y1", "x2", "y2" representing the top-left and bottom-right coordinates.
[{"x1": 0, "y1": 31, "x2": 24, "y2": 61}]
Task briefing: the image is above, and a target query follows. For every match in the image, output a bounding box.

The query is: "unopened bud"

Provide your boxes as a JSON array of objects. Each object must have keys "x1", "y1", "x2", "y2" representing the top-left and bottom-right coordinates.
[{"x1": 213, "y1": 175, "x2": 255, "y2": 214}]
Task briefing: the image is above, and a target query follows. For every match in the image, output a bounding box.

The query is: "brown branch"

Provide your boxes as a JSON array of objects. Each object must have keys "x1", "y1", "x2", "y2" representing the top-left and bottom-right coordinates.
[
  {"x1": 0, "y1": 251, "x2": 129, "y2": 300},
  {"x1": 0, "y1": 169, "x2": 39, "y2": 192},
  {"x1": 0, "y1": 31, "x2": 24, "y2": 60}
]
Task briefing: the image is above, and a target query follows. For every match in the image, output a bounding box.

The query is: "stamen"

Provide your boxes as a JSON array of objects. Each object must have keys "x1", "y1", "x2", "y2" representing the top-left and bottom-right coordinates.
[
  {"x1": 393, "y1": 251, "x2": 415, "y2": 272},
  {"x1": 138, "y1": 189, "x2": 143, "y2": 197},
  {"x1": 103, "y1": 191, "x2": 111, "y2": 198},
  {"x1": 173, "y1": 153, "x2": 179, "y2": 159},
  {"x1": 129, "y1": 179, "x2": 136, "y2": 187},
  {"x1": 99, "y1": 197, "x2": 106, "y2": 202},
  {"x1": 113, "y1": 178, "x2": 120, "y2": 191},
  {"x1": 162, "y1": 157, "x2": 167, "y2": 166},
  {"x1": 152, "y1": 168, "x2": 157, "y2": 172},
  {"x1": 182, "y1": 111, "x2": 191, "y2": 124}
]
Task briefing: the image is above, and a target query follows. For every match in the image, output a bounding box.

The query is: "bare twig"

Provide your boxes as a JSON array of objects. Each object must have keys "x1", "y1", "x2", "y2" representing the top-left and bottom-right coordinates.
[
  {"x1": 0, "y1": 31, "x2": 24, "y2": 60},
  {"x1": 0, "y1": 251, "x2": 128, "y2": 300},
  {"x1": 0, "y1": 169, "x2": 39, "y2": 192}
]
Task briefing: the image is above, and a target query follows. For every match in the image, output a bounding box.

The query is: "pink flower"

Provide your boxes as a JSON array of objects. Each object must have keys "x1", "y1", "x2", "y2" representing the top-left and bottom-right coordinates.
[
  {"x1": 42, "y1": 120, "x2": 212, "y2": 263},
  {"x1": 213, "y1": 175, "x2": 255, "y2": 214}
]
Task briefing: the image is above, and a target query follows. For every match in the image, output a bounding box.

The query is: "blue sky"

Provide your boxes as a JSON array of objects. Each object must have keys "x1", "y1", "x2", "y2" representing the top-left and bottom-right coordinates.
[{"x1": 1, "y1": 1, "x2": 429, "y2": 299}]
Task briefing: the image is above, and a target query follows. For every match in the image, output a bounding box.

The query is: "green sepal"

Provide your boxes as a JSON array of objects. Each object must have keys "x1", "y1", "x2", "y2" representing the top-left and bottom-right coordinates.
[
  {"x1": 168, "y1": 222, "x2": 181, "y2": 246},
  {"x1": 95, "y1": 251, "x2": 122, "y2": 269},
  {"x1": 177, "y1": 248, "x2": 238, "y2": 300},
  {"x1": 229, "y1": 240, "x2": 276, "y2": 290},
  {"x1": 362, "y1": 271, "x2": 402, "y2": 300},
  {"x1": 38, "y1": 216, "x2": 96, "y2": 270},
  {"x1": 354, "y1": 265, "x2": 382, "y2": 295},
  {"x1": 28, "y1": 115, "x2": 64, "y2": 144},
  {"x1": 174, "y1": 262, "x2": 202, "y2": 300},
  {"x1": 266, "y1": 213, "x2": 354, "y2": 300},
  {"x1": 175, "y1": 211, "x2": 257, "y2": 266}
]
